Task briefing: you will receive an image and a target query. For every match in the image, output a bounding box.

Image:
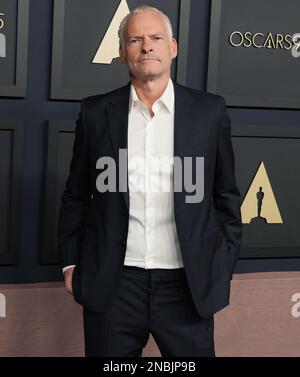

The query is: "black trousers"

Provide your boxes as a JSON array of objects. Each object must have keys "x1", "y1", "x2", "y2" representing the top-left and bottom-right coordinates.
[{"x1": 83, "y1": 265, "x2": 215, "y2": 357}]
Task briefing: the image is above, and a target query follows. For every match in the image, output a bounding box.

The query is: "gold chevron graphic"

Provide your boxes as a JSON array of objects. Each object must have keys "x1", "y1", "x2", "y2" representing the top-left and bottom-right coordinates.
[
  {"x1": 92, "y1": 0, "x2": 130, "y2": 65},
  {"x1": 241, "y1": 161, "x2": 283, "y2": 224}
]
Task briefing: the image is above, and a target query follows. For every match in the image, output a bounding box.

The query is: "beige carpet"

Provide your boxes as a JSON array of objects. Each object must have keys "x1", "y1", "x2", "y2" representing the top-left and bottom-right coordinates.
[{"x1": 0, "y1": 272, "x2": 300, "y2": 356}]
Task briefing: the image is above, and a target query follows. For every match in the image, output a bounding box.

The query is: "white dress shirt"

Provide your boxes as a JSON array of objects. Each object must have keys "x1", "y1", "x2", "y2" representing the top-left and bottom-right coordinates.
[
  {"x1": 63, "y1": 79, "x2": 183, "y2": 273},
  {"x1": 124, "y1": 79, "x2": 183, "y2": 269}
]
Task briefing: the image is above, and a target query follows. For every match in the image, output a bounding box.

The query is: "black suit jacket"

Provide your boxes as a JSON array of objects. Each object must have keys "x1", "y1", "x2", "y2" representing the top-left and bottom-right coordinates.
[{"x1": 57, "y1": 81, "x2": 242, "y2": 318}]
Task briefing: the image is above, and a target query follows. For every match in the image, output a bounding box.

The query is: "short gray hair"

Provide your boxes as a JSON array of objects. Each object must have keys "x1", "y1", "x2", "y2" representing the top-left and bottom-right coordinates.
[{"x1": 118, "y1": 5, "x2": 173, "y2": 47}]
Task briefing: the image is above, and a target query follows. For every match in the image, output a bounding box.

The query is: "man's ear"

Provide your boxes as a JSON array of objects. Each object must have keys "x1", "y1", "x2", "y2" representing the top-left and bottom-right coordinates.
[
  {"x1": 119, "y1": 45, "x2": 126, "y2": 64},
  {"x1": 171, "y1": 38, "x2": 178, "y2": 59}
]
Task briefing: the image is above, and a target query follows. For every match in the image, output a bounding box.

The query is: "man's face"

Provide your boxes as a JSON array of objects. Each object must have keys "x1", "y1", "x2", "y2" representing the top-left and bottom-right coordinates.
[{"x1": 119, "y1": 11, "x2": 178, "y2": 80}]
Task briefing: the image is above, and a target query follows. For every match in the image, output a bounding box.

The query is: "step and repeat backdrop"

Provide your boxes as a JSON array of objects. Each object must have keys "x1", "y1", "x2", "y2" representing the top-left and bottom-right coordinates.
[
  {"x1": 206, "y1": 0, "x2": 300, "y2": 259},
  {"x1": 0, "y1": 0, "x2": 299, "y2": 269},
  {"x1": 0, "y1": 0, "x2": 28, "y2": 267}
]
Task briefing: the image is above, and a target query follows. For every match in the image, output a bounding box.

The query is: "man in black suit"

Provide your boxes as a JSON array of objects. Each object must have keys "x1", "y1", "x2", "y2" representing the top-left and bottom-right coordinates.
[{"x1": 58, "y1": 5, "x2": 242, "y2": 357}]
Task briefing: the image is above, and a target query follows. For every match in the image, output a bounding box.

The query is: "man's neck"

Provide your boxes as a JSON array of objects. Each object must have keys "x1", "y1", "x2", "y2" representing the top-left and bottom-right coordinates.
[{"x1": 131, "y1": 76, "x2": 171, "y2": 116}]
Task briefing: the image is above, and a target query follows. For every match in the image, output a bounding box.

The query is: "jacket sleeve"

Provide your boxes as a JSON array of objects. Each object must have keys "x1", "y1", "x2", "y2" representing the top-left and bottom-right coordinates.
[
  {"x1": 213, "y1": 97, "x2": 243, "y2": 276},
  {"x1": 57, "y1": 101, "x2": 92, "y2": 268}
]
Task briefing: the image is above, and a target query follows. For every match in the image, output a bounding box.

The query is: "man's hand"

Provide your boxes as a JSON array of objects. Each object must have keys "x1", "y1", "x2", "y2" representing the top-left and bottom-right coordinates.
[{"x1": 64, "y1": 266, "x2": 76, "y2": 295}]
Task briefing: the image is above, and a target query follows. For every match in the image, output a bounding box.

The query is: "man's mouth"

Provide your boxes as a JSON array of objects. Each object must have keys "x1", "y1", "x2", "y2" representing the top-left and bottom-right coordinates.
[{"x1": 138, "y1": 57, "x2": 159, "y2": 62}]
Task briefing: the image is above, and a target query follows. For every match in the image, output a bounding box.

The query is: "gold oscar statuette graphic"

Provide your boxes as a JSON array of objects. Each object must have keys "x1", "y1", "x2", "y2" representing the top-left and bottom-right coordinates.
[
  {"x1": 92, "y1": 0, "x2": 130, "y2": 65},
  {"x1": 241, "y1": 161, "x2": 283, "y2": 224},
  {"x1": 0, "y1": 12, "x2": 6, "y2": 58}
]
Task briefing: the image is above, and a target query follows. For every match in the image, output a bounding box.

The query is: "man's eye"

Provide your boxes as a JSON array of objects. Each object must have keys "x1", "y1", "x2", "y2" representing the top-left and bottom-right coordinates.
[
  {"x1": 129, "y1": 39, "x2": 139, "y2": 44},
  {"x1": 154, "y1": 37, "x2": 162, "y2": 40}
]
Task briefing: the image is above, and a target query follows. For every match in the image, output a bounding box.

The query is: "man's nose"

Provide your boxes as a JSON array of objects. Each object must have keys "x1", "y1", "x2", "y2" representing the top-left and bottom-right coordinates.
[{"x1": 141, "y1": 40, "x2": 153, "y2": 53}]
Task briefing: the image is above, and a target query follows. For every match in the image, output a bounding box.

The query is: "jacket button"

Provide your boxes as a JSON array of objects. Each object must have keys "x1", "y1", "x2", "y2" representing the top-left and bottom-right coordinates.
[{"x1": 121, "y1": 240, "x2": 126, "y2": 247}]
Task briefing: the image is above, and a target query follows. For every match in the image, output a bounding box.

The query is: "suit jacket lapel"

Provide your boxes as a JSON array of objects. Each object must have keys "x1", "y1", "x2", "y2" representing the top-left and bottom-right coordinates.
[
  {"x1": 173, "y1": 82, "x2": 196, "y2": 212},
  {"x1": 106, "y1": 83, "x2": 131, "y2": 210}
]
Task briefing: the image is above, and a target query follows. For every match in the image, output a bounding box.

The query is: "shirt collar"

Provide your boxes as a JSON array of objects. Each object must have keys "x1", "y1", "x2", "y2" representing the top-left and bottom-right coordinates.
[{"x1": 129, "y1": 79, "x2": 174, "y2": 114}]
